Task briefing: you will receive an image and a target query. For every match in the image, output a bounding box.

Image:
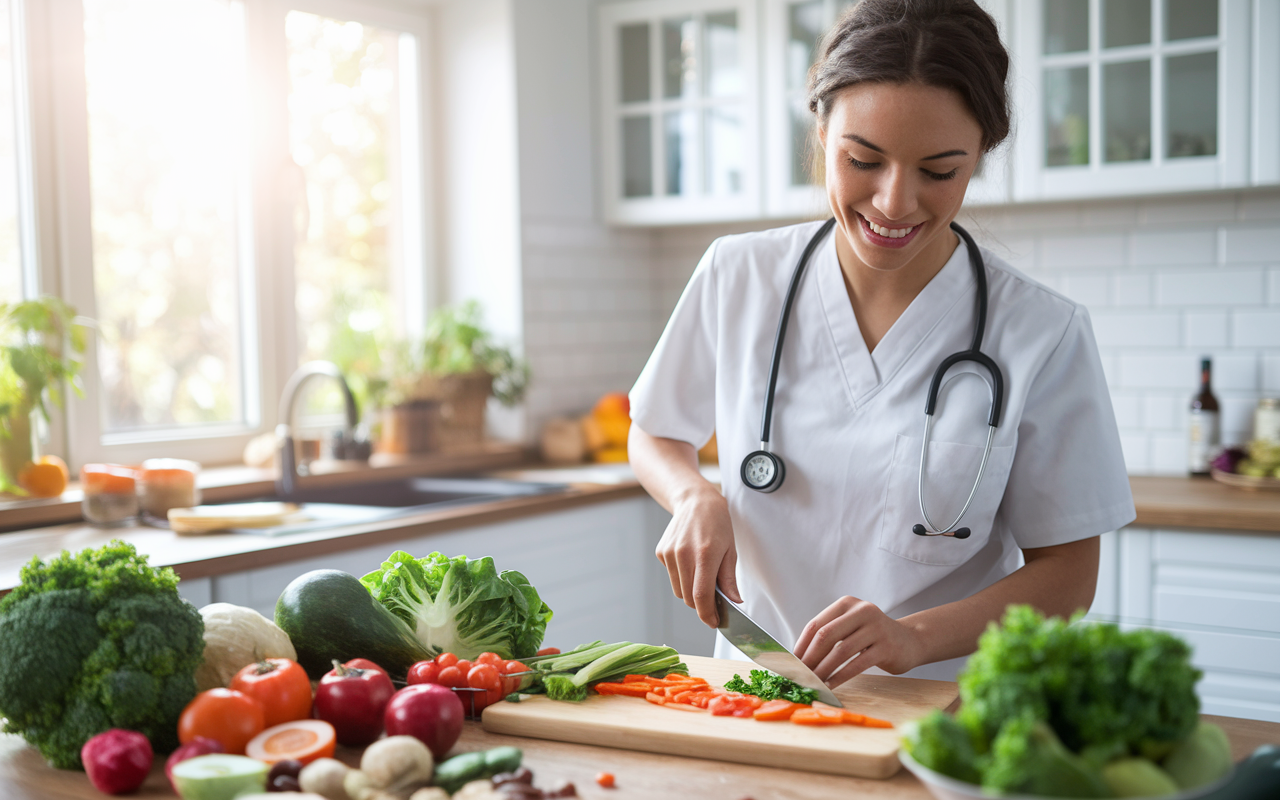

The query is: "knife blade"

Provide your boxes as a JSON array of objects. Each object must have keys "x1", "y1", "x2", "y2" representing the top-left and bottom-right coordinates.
[{"x1": 714, "y1": 587, "x2": 843, "y2": 708}]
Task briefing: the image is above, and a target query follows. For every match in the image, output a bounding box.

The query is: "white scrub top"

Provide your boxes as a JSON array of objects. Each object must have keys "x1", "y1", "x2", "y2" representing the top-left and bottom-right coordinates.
[{"x1": 630, "y1": 220, "x2": 1135, "y2": 680}]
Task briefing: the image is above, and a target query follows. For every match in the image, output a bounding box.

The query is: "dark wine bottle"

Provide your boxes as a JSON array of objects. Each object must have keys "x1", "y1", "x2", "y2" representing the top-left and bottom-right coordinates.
[{"x1": 1188, "y1": 357, "x2": 1220, "y2": 476}]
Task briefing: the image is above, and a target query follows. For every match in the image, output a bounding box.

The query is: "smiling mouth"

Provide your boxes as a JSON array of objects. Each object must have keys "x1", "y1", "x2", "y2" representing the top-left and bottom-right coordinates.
[{"x1": 856, "y1": 213, "x2": 923, "y2": 248}]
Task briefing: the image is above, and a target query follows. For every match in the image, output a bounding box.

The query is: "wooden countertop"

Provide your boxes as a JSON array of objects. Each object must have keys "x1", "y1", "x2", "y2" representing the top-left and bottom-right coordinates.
[
  {"x1": 1, "y1": 711, "x2": 1274, "y2": 799},
  {"x1": 1130, "y1": 475, "x2": 1280, "y2": 533}
]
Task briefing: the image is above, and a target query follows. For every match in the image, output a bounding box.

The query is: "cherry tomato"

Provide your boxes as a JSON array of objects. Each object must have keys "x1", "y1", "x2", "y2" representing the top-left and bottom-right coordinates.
[
  {"x1": 230, "y1": 658, "x2": 313, "y2": 728},
  {"x1": 454, "y1": 659, "x2": 473, "y2": 676},
  {"x1": 437, "y1": 666, "x2": 466, "y2": 689},
  {"x1": 435, "y1": 652, "x2": 458, "y2": 668},
  {"x1": 502, "y1": 660, "x2": 530, "y2": 695},
  {"x1": 178, "y1": 689, "x2": 266, "y2": 755},
  {"x1": 407, "y1": 660, "x2": 441, "y2": 685},
  {"x1": 596, "y1": 772, "x2": 616, "y2": 788},
  {"x1": 536, "y1": 647, "x2": 561, "y2": 656},
  {"x1": 476, "y1": 652, "x2": 504, "y2": 667},
  {"x1": 313, "y1": 659, "x2": 395, "y2": 746},
  {"x1": 467, "y1": 664, "x2": 501, "y2": 691}
]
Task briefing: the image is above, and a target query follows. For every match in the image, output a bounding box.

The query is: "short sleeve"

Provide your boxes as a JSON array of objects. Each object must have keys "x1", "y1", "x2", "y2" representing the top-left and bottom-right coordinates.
[
  {"x1": 629, "y1": 239, "x2": 720, "y2": 449},
  {"x1": 999, "y1": 305, "x2": 1136, "y2": 548}
]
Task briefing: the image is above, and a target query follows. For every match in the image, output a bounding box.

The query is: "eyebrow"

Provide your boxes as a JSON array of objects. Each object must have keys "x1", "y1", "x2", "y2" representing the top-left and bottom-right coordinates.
[{"x1": 842, "y1": 133, "x2": 968, "y2": 161}]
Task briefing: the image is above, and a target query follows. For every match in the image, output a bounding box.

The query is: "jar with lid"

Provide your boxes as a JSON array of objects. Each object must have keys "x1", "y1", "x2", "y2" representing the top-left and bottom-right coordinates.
[
  {"x1": 81, "y1": 464, "x2": 138, "y2": 526},
  {"x1": 1257, "y1": 399, "x2": 1280, "y2": 444},
  {"x1": 138, "y1": 459, "x2": 200, "y2": 521}
]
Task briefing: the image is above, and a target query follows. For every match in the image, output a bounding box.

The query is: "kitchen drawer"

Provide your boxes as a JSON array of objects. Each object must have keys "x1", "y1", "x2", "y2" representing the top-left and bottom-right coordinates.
[
  {"x1": 1198, "y1": 670, "x2": 1280, "y2": 724},
  {"x1": 1153, "y1": 585, "x2": 1280, "y2": 635},
  {"x1": 1168, "y1": 626, "x2": 1280, "y2": 679},
  {"x1": 1153, "y1": 530, "x2": 1280, "y2": 570}
]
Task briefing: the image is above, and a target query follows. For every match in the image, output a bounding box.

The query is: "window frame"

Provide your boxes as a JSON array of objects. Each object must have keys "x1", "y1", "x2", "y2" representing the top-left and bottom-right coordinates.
[
  {"x1": 19, "y1": 0, "x2": 434, "y2": 470},
  {"x1": 1011, "y1": 0, "x2": 1252, "y2": 200}
]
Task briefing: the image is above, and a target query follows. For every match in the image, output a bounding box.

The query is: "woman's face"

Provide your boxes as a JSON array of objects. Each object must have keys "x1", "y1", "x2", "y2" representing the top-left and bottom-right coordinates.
[{"x1": 818, "y1": 82, "x2": 984, "y2": 276}]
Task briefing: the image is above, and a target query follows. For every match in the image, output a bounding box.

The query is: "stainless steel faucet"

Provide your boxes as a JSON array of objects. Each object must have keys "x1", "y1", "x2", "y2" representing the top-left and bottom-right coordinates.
[{"x1": 276, "y1": 361, "x2": 371, "y2": 497}]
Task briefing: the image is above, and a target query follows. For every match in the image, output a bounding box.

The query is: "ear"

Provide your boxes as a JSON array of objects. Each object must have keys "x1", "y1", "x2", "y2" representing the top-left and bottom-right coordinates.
[{"x1": 816, "y1": 119, "x2": 828, "y2": 151}]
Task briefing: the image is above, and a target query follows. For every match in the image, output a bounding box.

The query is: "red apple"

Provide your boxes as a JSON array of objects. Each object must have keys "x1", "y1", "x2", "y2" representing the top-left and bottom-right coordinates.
[{"x1": 383, "y1": 684, "x2": 465, "y2": 760}]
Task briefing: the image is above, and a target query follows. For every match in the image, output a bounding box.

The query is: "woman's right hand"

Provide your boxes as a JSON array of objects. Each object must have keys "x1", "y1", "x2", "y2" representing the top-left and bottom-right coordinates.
[{"x1": 656, "y1": 485, "x2": 741, "y2": 628}]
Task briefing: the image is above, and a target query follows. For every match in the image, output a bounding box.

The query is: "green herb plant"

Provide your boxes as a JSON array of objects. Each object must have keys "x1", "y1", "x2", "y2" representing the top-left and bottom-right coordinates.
[
  {"x1": 723, "y1": 669, "x2": 819, "y2": 705},
  {"x1": 0, "y1": 541, "x2": 205, "y2": 769}
]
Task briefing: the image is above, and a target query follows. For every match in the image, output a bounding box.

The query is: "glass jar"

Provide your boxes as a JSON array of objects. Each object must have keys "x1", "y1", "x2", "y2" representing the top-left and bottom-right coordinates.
[
  {"x1": 1256, "y1": 399, "x2": 1280, "y2": 444},
  {"x1": 81, "y1": 464, "x2": 138, "y2": 526},
  {"x1": 138, "y1": 459, "x2": 201, "y2": 520}
]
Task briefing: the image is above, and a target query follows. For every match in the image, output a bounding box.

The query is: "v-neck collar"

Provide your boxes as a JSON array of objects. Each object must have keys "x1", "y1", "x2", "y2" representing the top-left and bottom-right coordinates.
[{"x1": 814, "y1": 227, "x2": 976, "y2": 409}]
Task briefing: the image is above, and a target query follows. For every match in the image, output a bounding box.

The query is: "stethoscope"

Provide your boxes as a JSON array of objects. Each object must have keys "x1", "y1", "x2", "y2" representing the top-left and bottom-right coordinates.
[{"x1": 739, "y1": 219, "x2": 1005, "y2": 540}]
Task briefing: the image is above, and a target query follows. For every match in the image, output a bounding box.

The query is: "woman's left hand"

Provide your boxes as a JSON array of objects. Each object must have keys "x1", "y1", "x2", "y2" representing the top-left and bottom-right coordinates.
[{"x1": 793, "y1": 596, "x2": 925, "y2": 686}]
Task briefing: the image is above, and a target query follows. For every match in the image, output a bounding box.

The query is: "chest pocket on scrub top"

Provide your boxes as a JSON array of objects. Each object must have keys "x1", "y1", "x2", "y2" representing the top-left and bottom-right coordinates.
[{"x1": 876, "y1": 432, "x2": 1015, "y2": 567}]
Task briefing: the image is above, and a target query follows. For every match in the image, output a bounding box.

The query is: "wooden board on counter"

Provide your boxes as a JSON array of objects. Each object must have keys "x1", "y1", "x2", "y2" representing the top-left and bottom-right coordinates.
[
  {"x1": 482, "y1": 654, "x2": 957, "y2": 779},
  {"x1": 1130, "y1": 475, "x2": 1280, "y2": 532}
]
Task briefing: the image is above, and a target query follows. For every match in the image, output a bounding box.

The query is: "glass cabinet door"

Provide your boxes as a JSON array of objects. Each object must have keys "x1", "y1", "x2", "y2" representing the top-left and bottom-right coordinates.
[
  {"x1": 1017, "y1": 0, "x2": 1249, "y2": 199},
  {"x1": 600, "y1": 0, "x2": 758, "y2": 223}
]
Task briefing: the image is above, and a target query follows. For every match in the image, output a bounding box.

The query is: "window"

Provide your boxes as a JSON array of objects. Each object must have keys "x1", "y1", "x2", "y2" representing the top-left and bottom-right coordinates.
[
  {"x1": 27, "y1": 0, "x2": 432, "y2": 466},
  {"x1": 1013, "y1": 0, "x2": 1251, "y2": 199},
  {"x1": 0, "y1": 0, "x2": 27, "y2": 304}
]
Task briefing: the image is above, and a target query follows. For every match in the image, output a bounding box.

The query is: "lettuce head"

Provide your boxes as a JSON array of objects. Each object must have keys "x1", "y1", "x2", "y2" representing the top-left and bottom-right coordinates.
[{"x1": 360, "y1": 551, "x2": 552, "y2": 660}]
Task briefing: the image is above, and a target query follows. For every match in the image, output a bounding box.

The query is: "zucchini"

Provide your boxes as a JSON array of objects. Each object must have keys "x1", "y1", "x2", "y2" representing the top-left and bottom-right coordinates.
[
  {"x1": 433, "y1": 748, "x2": 523, "y2": 793},
  {"x1": 274, "y1": 569, "x2": 431, "y2": 680}
]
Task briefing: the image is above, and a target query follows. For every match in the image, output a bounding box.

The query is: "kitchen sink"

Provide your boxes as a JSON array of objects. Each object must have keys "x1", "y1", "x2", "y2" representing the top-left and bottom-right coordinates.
[{"x1": 212, "y1": 476, "x2": 569, "y2": 536}]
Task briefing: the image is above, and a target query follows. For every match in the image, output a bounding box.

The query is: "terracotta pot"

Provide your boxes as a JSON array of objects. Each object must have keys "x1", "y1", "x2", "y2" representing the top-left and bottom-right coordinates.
[
  {"x1": 379, "y1": 401, "x2": 443, "y2": 454},
  {"x1": 400, "y1": 370, "x2": 494, "y2": 450}
]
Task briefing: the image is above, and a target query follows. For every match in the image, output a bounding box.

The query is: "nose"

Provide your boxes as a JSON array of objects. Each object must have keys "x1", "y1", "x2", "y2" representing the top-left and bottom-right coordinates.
[{"x1": 871, "y1": 163, "x2": 919, "y2": 222}]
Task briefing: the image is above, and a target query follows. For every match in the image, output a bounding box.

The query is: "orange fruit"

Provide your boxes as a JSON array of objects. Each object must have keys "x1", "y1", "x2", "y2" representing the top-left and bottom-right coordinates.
[
  {"x1": 593, "y1": 445, "x2": 629, "y2": 463},
  {"x1": 592, "y1": 392, "x2": 631, "y2": 420},
  {"x1": 597, "y1": 414, "x2": 631, "y2": 447},
  {"x1": 18, "y1": 456, "x2": 69, "y2": 498}
]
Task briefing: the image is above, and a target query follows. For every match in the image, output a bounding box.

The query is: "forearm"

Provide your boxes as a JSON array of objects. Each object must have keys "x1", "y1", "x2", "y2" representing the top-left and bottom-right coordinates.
[
  {"x1": 899, "y1": 536, "x2": 1100, "y2": 668},
  {"x1": 628, "y1": 423, "x2": 719, "y2": 513}
]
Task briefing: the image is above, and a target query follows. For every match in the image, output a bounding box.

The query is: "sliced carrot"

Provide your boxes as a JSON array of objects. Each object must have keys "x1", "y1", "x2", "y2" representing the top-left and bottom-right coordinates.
[
  {"x1": 661, "y1": 701, "x2": 704, "y2": 711},
  {"x1": 593, "y1": 683, "x2": 650, "y2": 698},
  {"x1": 791, "y1": 708, "x2": 842, "y2": 726},
  {"x1": 672, "y1": 690, "x2": 697, "y2": 704},
  {"x1": 644, "y1": 691, "x2": 666, "y2": 705},
  {"x1": 753, "y1": 700, "x2": 803, "y2": 721},
  {"x1": 841, "y1": 710, "x2": 866, "y2": 724},
  {"x1": 622, "y1": 675, "x2": 653, "y2": 683},
  {"x1": 859, "y1": 716, "x2": 894, "y2": 728}
]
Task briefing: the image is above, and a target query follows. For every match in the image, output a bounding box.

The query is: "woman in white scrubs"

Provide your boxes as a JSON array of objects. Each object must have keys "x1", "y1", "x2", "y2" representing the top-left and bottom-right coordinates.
[{"x1": 628, "y1": 0, "x2": 1135, "y2": 683}]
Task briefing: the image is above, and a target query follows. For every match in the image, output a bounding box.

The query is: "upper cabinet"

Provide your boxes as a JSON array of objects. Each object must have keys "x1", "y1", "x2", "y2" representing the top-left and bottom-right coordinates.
[
  {"x1": 598, "y1": 0, "x2": 762, "y2": 224},
  {"x1": 596, "y1": 0, "x2": 1280, "y2": 225},
  {"x1": 1011, "y1": 0, "x2": 1263, "y2": 199}
]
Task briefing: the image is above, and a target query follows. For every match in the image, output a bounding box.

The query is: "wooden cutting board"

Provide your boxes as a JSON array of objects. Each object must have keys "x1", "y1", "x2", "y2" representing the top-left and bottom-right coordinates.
[{"x1": 481, "y1": 654, "x2": 957, "y2": 779}]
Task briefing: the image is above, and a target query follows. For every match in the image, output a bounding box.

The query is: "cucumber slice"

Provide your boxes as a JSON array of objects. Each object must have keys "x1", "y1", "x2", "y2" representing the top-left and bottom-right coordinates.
[{"x1": 171, "y1": 754, "x2": 268, "y2": 800}]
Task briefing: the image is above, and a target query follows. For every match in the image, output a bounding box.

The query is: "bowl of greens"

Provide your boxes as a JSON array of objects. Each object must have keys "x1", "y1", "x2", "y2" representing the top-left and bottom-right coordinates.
[{"x1": 900, "y1": 606, "x2": 1235, "y2": 799}]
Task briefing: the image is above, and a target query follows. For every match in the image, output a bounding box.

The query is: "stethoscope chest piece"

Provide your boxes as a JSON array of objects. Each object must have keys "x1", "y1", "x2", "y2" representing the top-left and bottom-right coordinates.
[{"x1": 741, "y1": 449, "x2": 785, "y2": 492}]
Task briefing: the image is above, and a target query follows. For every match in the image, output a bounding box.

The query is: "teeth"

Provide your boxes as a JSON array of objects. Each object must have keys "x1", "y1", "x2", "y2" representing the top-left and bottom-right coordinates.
[{"x1": 866, "y1": 218, "x2": 916, "y2": 239}]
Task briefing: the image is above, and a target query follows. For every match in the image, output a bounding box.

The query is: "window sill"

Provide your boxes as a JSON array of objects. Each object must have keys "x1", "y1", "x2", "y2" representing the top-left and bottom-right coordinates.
[{"x1": 0, "y1": 442, "x2": 532, "y2": 533}]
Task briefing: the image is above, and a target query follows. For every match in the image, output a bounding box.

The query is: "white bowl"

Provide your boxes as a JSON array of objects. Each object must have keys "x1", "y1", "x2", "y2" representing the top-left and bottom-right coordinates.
[{"x1": 898, "y1": 748, "x2": 1231, "y2": 800}]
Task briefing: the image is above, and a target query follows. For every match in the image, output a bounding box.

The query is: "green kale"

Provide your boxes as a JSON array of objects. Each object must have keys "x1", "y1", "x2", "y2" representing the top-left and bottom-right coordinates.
[
  {"x1": 0, "y1": 541, "x2": 204, "y2": 769},
  {"x1": 722, "y1": 669, "x2": 819, "y2": 704},
  {"x1": 983, "y1": 716, "x2": 1110, "y2": 797}
]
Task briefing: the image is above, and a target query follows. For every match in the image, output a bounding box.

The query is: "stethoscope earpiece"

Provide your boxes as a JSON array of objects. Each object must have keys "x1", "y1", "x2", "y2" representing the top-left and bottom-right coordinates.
[{"x1": 743, "y1": 220, "x2": 1004, "y2": 545}]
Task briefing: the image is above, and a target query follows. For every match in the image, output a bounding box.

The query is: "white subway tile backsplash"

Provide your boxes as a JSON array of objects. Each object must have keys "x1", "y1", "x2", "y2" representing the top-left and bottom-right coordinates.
[
  {"x1": 1265, "y1": 356, "x2": 1280, "y2": 393},
  {"x1": 1131, "y1": 229, "x2": 1217, "y2": 267},
  {"x1": 1223, "y1": 227, "x2": 1280, "y2": 264},
  {"x1": 1136, "y1": 196, "x2": 1236, "y2": 225},
  {"x1": 1150, "y1": 434, "x2": 1187, "y2": 475},
  {"x1": 1212, "y1": 353, "x2": 1259, "y2": 391},
  {"x1": 1231, "y1": 311, "x2": 1280, "y2": 347},
  {"x1": 1269, "y1": 268, "x2": 1280, "y2": 305},
  {"x1": 1221, "y1": 395, "x2": 1259, "y2": 444},
  {"x1": 1113, "y1": 273, "x2": 1154, "y2": 306},
  {"x1": 1111, "y1": 392, "x2": 1143, "y2": 428},
  {"x1": 1091, "y1": 311, "x2": 1180, "y2": 347},
  {"x1": 1119, "y1": 433, "x2": 1151, "y2": 473},
  {"x1": 1061, "y1": 273, "x2": 1111, "y2": 306},
  {"x1": 1143, "y1": 394, "x2": 1180, "y2": 430},
  {"x1": 1118, "y1": 353, "x2": 1197, "y2": 389},
  {"x1": 1042, "y1": 234, "x2": 1127, "y2": 269},
  {"x1": 1185, "y1": 312, "x2": 1229, "y2": 347},
  {"x1": 1156, "y1": 270, "x2": 1265, "y2": 306}
]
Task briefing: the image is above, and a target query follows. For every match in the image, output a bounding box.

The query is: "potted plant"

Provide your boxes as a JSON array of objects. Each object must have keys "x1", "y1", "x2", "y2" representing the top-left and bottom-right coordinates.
[
  {"x1": 379, "y1": 301, "x2": 528, "y2": 453},
  {"x1": 0, "y1": 297, "x2": 89, "y2": 493}
]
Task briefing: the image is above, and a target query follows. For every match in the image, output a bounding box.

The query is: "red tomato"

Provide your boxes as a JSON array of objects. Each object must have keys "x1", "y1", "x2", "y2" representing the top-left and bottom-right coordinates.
[
  {"x1": 467, "y1": 663, "x2": 501, "y2": 691},
  {"x1": 454, "y1": 659, "x2": 473, "y2": 676},
  {"x1": 501, "y1": 660, "x2": 531, "y2": 695},
  {"x1": 313, "y1": 659, "x2": 395, "y2": 746},
  {"x1": 230, "y1": 658, "x2": 313, "y2": 728},
  {"x1": 475, "y1": 652, "x2": 504, "y2": 666},
  {"x1": 178, "y1": 689, "x2": 266, "y2": 754},
  {"x1": 437, "y1": 666, "x2": 467, "y2": 689},
  {"x1": 384, "y1": 684, "x2": 464, "y2": 760},
  {"x1": 435, "y1": 652, "x2": 458, "y2": 668},
  {"x1": 407, "y1": 660, "x2": 441, "y2": 685},
  {"x1": 707, "y1": 695, "x2": 741, "y2": 717},
  {"x1": 244, "y1": 719, "x2": 336, "y2": 765}
]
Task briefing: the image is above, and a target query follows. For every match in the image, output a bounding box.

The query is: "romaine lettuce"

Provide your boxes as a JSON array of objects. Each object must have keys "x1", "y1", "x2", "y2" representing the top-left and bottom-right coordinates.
[{"x1": 360, "y1": 551, "x2": 552, "y2": 660}]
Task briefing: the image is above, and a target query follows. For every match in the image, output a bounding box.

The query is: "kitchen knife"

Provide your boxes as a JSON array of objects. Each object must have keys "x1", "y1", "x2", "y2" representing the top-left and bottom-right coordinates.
[{"x1": 714, "y1": 587, "x2": 843, "y2": 708}]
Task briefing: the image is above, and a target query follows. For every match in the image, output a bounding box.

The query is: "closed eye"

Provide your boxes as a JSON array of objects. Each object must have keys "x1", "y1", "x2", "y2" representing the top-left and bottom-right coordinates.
[
  {"x1": 848, "y1": 156, "x2": 877, "y2": 171},
  {"x1": 922, "y1": 167, "x2": 959, "y2": 181}
]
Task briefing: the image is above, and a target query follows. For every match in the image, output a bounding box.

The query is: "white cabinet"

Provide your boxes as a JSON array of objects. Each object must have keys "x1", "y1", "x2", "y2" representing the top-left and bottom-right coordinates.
[
  {"x1": 599, "y1": 0, "x2": 762, "y2": 224},
  {"x1": 178, "y1": 496, "x2": 716, "y2": 657},
  {"x1": 1010, "y1": 0, "x2": 1270, "y2": 199},
  {"x1": 1093, "y1": 527, "x2": 1280, "y2": 723}
]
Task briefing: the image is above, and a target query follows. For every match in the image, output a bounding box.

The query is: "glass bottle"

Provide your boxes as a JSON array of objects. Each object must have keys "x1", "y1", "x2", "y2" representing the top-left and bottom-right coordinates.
[{"x1": 1188, "y1": 357, "x2": 1220, "y2": 475}]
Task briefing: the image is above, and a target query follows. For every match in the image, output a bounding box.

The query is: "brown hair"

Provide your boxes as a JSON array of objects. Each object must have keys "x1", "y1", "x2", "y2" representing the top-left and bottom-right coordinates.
[{"x1": 808, "y1": 0, "x2": 1010, "y2": 153}]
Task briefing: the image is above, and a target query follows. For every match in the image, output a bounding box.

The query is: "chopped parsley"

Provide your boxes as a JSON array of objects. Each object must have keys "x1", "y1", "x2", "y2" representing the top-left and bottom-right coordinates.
[{"x1": 723, "y1": 669, "x2": 819, "y2": 704}]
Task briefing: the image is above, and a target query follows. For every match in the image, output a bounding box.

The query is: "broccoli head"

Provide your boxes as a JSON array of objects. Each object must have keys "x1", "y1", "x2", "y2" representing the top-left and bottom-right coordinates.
[
  {"x1": 902, "y1": 709, "x2": 982, "y2": 784},
  {"x1": 0, "y1": 540, "x2": 204, "y2": 769},
  {"x1": 983, "y1": 716, "x2": 1110, "y2": 797}
]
